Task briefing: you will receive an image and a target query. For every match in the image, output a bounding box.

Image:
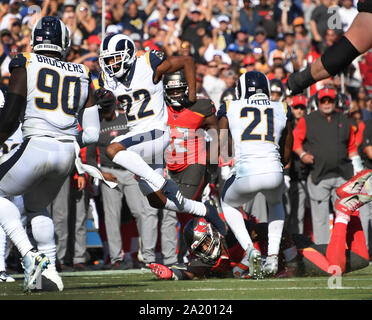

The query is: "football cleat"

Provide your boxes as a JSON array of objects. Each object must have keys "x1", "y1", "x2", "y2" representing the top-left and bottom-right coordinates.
[
  {"x1": 204, "y1": 200, "x2": 227, "y2": 236},
  {"x1": 39, "y1": 265, "x2": 64, "y2": 291},
  {"x1": 21, "y1": 249, "x2": 50, "y2": 292},
  {"x1": 262, "y1": 254, "x2": 278, "y2": 277},
  {"x1": 246, "y1": 246, "x2": 263, "y2": 279},
  {"x1": 334, "y1": 194, "x2": 372, "y2": 220},
  {"x1": 0, "y1": 271, "x2": 15, "y2": 282},
  {"x1": 336, "y1": 169, "x2": 372, "y2": 198},
  {"x1": 161, "y1": 179, "x2": 185, "y2": 211}
]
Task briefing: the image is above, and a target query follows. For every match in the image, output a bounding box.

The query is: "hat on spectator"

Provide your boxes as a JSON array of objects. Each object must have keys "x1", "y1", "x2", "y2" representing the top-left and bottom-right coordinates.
[
  {"x1": 0, "y1": 29, "x2": 11, "y2": 37},
  {"x1": 149, "y1": 21, "x2": 160, "y2": 28},
  {"x1": 273, "y1": 50, "x2": 284, "y2": 60},
  {"x1": 130, "y1": 33, "x2": 141, "y2": 42},
  {"x1": 106, "y1": 24, "x2": 122, "y2": 34},
  {"x1": 293, "y1": 17, "x2": 305, "y2": 27},
  {"x1": 88, "y1": 35, "x2": 101, "y2": 45},
  {"x1": 64, "y1": 0, "x2": 76, "y2": 7},
  {"x1": 255, "y1": 26, "x2": 266, "y2": 35},
  {"x1": 318, "y1": 87, "x2": 336, "y2": 100},
  {"x1": 276, "y1": 33, "x2": 285, "y2": 41},
  {"x1": 227, "y1": 43, "x2": 238, "y2": 52},
  {"x1": 243, "y1": 56, "x2": 255, "y2": 65},
  {"x1": 9, "y1": 0, "x2": 21, "y2": 5},
  {"x1": 292, "y1": 95, "x2": 308, "y2": 107},
  {"x1": 217, "y1": 15, "x2": 230, "y2": 24},
  {"x1": 190, "y1": 5, "x2": 201, "y2": 13},
  {"x1": 165, "y1": 13, "x2": 177, "y2": 21}
]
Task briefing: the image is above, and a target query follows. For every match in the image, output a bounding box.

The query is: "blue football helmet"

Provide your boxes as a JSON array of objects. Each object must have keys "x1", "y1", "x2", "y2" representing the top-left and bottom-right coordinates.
[
  {"x1": 99, "y1": 34, "x2": 137, "y2": 78},
  {"x1": 235, "y1": 71, "x2": 271, "y2": 100},
  {"x1": 31, "y1": 16, "x2": 70, "y2": 55}
]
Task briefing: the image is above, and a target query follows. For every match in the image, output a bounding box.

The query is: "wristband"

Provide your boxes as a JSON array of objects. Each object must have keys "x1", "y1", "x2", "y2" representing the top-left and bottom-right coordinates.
[{"x1": 299, "y1": 152, "x2": 306, "y2": 160}]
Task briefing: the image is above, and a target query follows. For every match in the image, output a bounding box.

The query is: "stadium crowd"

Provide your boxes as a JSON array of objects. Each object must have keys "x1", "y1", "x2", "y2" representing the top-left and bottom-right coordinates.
[{"x1": 0, "y1": 0, "x2": 371, "y2": 279}]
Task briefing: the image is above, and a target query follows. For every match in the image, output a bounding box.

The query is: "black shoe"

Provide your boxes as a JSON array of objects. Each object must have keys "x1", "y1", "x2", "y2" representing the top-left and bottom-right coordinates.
[
  {"x1": 204, "y1": 200, "x2": 227, "y2": 236},
  {"x1": 161, "y1": 179, "x2": 184, "y2": 211},
  {"x1": 111, "y1": 260, "x2": 133, "y2": 270},
  {"x1": 73, "y1": 263, "x2": 92, "y2": 272}
]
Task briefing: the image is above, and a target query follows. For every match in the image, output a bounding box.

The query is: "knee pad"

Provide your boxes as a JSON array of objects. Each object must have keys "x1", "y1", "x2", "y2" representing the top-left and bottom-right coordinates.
[
  {"x1": 0, "y1": 197, "x2": 21, "y2": 226},
  {"x1": 31, "y1": 215, "x2": 54, "y2": 245},
  {"x1": 321, "y1": 36, "x2": 360, "y2": 76}
]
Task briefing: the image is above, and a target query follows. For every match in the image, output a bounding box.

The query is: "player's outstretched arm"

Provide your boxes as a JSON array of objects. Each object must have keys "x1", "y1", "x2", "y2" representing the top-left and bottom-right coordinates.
[
  {"x1": 155, "y1": 55, "x2": 196, "y2": 105},
  {"x1": 0, "y1": 67, "x2": 27, "y2": 145},
  {"x1": 287, "y1": 12, "x2": 372, "y2": 95}
]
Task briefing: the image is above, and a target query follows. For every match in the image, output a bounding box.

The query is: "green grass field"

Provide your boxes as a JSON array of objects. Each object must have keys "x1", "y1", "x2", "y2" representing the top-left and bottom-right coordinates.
[{"x1": 1, "y1": 264, "x2": 372, "y2": 300}]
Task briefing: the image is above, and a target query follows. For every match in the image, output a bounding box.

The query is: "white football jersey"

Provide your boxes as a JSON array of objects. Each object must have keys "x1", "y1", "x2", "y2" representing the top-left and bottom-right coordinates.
[
  {"x1": 218, "y1": 96, "x2": 289, "y2": 177},
  {"x1": 9, "y1": 53, "x2": 91, "y2": 138},
  {"x1": 99, "y1": 50, "x2": 168, "y2": 133}
]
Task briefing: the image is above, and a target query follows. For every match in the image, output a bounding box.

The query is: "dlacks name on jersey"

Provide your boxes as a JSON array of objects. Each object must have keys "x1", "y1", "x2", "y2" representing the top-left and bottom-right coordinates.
[{"x1": 35, "y1": 54, "x2": 84, "y2": 73}]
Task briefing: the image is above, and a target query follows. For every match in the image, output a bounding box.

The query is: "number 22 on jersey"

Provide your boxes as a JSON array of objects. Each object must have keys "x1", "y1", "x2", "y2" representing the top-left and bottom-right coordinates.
[{"x1": 240, "y1": 106, "x2": 275, "y2": 142}]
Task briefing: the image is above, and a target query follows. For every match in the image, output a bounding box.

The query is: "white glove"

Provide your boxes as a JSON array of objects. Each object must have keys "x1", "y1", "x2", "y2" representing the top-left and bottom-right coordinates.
[{"x1": 351, "y1": 155, "x2": 364, "y2": 176}]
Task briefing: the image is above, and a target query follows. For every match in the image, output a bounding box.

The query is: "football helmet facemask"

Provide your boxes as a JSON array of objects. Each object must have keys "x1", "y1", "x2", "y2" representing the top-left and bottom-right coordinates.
[
  {"x1": 183, "y1": 217, "x2": 222, "y2": 265},
  {"x1": 99, "y1": 34, "x2": 137, "y2": 79},
  {"x1": 163, "y1": 71, "x2": 188, "y2": 108},
  {"x1": 31, "y1": 16, "x2": 70, "y2": 56},
  {"x1": 235, "y1": 70, "x2": 271, "y2": 100}
]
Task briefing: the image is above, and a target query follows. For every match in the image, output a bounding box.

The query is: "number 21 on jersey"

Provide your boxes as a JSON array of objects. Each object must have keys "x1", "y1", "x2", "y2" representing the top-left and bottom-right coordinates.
[{"x1": 240, "y1": 106, "x2": 275, "y2": 142}]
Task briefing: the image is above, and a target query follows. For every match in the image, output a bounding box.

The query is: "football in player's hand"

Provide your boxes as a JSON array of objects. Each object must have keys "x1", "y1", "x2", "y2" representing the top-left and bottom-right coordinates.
[{"x1": 94, "y1": 88, "x2": 116, "y2": 111}]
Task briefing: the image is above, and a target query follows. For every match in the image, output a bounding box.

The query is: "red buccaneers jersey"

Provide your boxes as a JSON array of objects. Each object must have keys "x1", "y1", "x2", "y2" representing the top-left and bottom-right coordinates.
[{"x1": 166, "y1": 99, "x2": 215, "y2": 172}]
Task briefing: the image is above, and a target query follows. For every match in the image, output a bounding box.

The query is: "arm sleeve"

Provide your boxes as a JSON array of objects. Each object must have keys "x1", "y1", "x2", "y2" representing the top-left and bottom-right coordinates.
[
  {"x1": 292, "y1": 116, "x2": 307, "y2": 151},
  {"x1": 217, "y1": 101, "x2": 228, "y2": 120},
  {"x1": 8, "y1": 53, "x2": 28, "y2": 72},
  {"x1": 348, "y1": 124, "x2": 358, "y2": 155}
]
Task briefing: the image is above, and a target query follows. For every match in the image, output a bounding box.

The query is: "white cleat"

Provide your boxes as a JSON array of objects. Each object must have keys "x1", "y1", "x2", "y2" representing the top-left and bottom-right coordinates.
[
  {"x1": 21, "y1": 249, "x2": 50, "y2": 292},
  {"x1": 40, "y1": 265, "x2": 64, "y2": 291},
  {"x1": 0, "y1": 271, "x2": 15, "y2": 282},
  {"x1": 262, "y1": 254, "x2": 279, "y2": 277},
  {"x1": 242, "y1": 246, "x2": 262, "y2": 279}
]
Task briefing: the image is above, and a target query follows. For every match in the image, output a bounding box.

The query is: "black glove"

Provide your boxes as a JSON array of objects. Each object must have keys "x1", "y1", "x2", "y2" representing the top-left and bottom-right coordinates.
[
  {"x1": 179, "y1": 94, "x2": 196, "y2": 108},
  {"x1": 94, "y1": 88, "x2": 116, "y2": 111}
]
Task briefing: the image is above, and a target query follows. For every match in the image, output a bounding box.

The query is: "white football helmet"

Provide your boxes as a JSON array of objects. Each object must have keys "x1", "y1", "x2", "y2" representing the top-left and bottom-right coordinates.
[{"x1": 99, "y1": 34, "x2": 137, "y2": 78}]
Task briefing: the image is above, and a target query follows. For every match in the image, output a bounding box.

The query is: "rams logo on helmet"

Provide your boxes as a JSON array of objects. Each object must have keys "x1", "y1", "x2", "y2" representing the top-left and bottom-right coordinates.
[{"x1": 99, "y1": 34, "x2": 137, "y2": 79}]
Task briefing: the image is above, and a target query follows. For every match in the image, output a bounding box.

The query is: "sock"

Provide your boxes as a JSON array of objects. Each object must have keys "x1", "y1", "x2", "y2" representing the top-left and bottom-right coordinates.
[
  {"x1": 165, "y1": 198, "x2": 206, "y2": 216},
  {"x1": 326, "y1": 221, "x2": 347, "y2": 273},
  {"x1": 31, "y1": 215, "x2": 56, "y2": 266},
  {"x1": 221, "y1": 200, "x2": 253, "y2": 251},
  {"x1": 0, "y1": 226, "x2": 6, "y2": 271},
  {"x1": 112, "y1": 150, "x2": 165, "y2": 190},
  {"x1": 0, "y1": 198, "x2": 33, "y2": 257},
  {"x1": 267, "y1": 203, "x2": 285, "y2": 256},
  {"x1": 347, "y1": 214, "x2": 370, "y2": 261}
]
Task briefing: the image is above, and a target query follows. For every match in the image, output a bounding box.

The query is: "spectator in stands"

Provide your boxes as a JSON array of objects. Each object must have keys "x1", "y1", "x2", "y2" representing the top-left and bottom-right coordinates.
[
  {"x1": 203, "y1": 60, "x2": 226, "y2": 106},
  {"x1": 255, "y1": 0, "x2": 278, "y2": 40},
  {"x1": 0, "y1": 0, "x2": 22, "y2": 31},
  {"x1": 238, "y1": 0, "x2": 260, "y2": 37},
  {"x1": 250, "y1": 26, "x2": 277, "y2": 63},
  {"x1": 292, "y1": 87, "x2": 362, "y2": 244},
  {"x1": 76, "y1": 2, "x2": 96, "y2": 41},
  {"x1": 338, "y1": 0, "x2": 358, "y2": 33}
]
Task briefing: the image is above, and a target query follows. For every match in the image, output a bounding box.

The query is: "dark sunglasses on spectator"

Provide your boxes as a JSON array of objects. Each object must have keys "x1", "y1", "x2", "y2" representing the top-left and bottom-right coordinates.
[
  {"x1": 293, "y1": 105, "x2": 306, "y2": 110},
  {"x1": 245, "y1": 63, "x2": 255, "y2": 67},
  {"x1": 208, "y1": 64, "x2": 218, "y2": 68},
  {"x1": 320, "y1": 97, "x2": 334, "y2": 104}
]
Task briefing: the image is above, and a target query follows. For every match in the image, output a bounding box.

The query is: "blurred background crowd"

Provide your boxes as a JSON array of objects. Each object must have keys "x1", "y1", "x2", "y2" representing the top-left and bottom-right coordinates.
[{"x1": 1, "y1": 0, "x2": 372, "y2": 272}]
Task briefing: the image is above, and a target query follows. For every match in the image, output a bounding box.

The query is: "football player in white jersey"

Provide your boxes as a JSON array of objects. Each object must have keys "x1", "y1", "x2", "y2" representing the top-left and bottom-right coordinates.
[
  {"x1": 96, "y1": 34, "x2": 226, "y2": 236},
  {"x1": 218, "y1": 71, "x2": 293, "y2": 278},
  {"x1": 0, "y1": 16, "x2": 101, "y2": 292}
]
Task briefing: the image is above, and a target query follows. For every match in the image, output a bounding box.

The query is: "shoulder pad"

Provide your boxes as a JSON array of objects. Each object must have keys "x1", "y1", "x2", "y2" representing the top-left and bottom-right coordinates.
[
  {"x1": 146, "y1": 50, "x2": 166, "y2": 72},
  {"x1": 190, "y1": 98, "x2": 216, "y2": 117},
  {"x1": 9, "y1": 53, "x2": 28, "y2": 72}
]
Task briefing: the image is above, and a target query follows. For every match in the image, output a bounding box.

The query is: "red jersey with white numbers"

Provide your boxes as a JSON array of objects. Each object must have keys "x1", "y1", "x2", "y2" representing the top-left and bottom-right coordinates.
[{"x1": 166, "y1": 99, "x2": 215, "y2": 172}]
